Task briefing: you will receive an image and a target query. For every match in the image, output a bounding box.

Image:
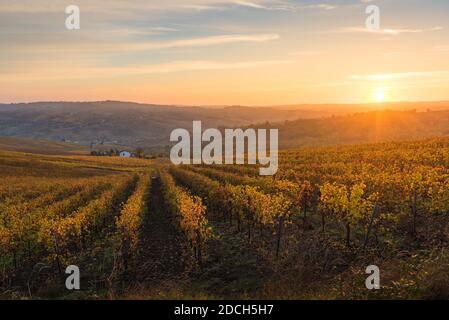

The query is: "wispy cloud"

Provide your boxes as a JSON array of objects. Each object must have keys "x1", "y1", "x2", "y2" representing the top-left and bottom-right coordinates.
[
  {"x1": 0, "y1": 0, "x2": 335, "y2": 13},
  {"x1": 301, "y1": 4, "x2": 336, "y2": 10},
  {"x1": 229, "y1": 1, "x2": 336, "y2": 12},
  {"x1": 13, "y1": 33, "x2": 280, "y2": 53},
  {"x1": 232, "y1": 1, "x2": 269, "y2": 9},
  {"x1": 331, "y1": 26, "x2": 443, "y2": 35},
  {"x1": 110, "y1": 59, "x2": 294, "y2": 74},
  {"x1": 2, "y1": 59, "x2": 295, "y2": 81},
  {"x1": 141, "y1": 33, "x2": 279, "y2": 49}
]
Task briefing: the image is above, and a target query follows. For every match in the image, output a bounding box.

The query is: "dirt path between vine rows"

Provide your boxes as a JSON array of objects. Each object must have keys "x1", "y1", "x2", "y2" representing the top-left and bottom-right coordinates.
[
  {"x1": 125, "y1": 175, "x2": 269, "y2": 299},
  {"x1": 130, "y1": 176, "x2": 191, "y2": 296}
]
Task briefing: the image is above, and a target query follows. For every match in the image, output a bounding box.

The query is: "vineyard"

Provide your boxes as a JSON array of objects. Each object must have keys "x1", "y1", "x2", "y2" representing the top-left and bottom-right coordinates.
[
  {"x1": 1, "y1": 138, "x2": 449, "y2": 299},
  {"x1": 0, "y1": 151, "x2": 152, "y2": 298}
]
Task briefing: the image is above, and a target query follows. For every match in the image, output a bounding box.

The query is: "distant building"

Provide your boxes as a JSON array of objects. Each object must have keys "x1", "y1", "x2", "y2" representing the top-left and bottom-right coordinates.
[{"x1": 119, "y1": 151, "x2": 132, "y2": 158}]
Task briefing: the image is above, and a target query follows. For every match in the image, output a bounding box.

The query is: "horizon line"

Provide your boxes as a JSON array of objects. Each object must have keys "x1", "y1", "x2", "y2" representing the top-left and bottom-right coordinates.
[{"x1": 2, "y1": 99, "x2": 449, "y2": 109}]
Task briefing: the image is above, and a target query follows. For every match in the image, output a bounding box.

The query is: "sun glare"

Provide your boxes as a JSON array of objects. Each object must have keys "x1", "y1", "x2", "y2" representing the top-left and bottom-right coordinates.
[{"x1": 373, "y1": 87, "x2": 387, "y2": 103}]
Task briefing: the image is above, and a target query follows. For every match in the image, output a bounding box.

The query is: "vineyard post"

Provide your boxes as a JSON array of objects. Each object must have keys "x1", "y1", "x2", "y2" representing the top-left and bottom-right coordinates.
[
  {"x1": 303, "y1": 197, "x2": 308, "y2": 227},
  {"x1": 80, "y1": 232, "x2": 86, "y2": 251},
  {"x1": 223, "y1": 201, "x2": 227, "y2": 223},
  {"x1": 259, "y1": 222, "x2": 264, "y2": 239},
  {"x1": 52, "y1": 234, "x2": 62, "y2": 274},
  {"x1": 411, "y1": 190, "x2": 418, "y2": 237},
  {"x1": 345, "y1": 222, "x2": 351, "y2": 248},
  {"x1": 276, "y1": 216, "x2": 285, "y2": 258},
  {"x1": 248, "y1": 221, "x2": 252, "y2": 243},
  {"x1": 13, "y1": 250, "x2": 17, "y2": 271},
  {"x1": 246, "y1": 200, "x2": 253, "y2": 243},
  {"x1": 196, "y1": 230, "x2": 203, "y2": 267},
  {"x1": 27, "y1": 240, "x2": 32, "y2": 261},
  {"x1": 193, "y1": 241, "x2": 197, "y2": 260},
  {"x1": 237, "y1": 213, "x2": 241, "y2": 232},
  {"x1": 229, "y1": 207, "x2": 232, "y2": 226},
  {"x1": 121, "y1": 237, "x2": 130, "y2": 271},
  {"x1": 363, "y1": 201, "x2": 380, "y2": 250},
  {"x1": 321, "y1": 210, "x2": 326, "y2": 233},
  {"x1": 299, "y1": 181, "x2": 313, "y2": 228}
]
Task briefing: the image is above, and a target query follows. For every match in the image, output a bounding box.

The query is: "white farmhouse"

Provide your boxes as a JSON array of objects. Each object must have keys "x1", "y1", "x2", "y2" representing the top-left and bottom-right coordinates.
[{"x1": 119, "y1": 151, "x2": 132, "y2": 158}]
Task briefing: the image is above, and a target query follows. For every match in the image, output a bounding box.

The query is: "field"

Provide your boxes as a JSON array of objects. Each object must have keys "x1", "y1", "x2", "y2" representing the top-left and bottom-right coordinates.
[
  {"x1": 0, "y1": 137, "x2": 90, "y2": 155},
  {"x1": 1, "y1": 138, "x2": 449, "y2": 299}
]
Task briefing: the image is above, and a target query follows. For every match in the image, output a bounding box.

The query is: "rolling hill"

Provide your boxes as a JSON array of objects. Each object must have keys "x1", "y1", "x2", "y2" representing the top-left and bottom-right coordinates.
[
  {"x1": 0, "y1": 101, "x2": 449, "y2": 151},
  {"x1": 262, "y1": 109, "x2": 449, "y2": 148},
  {"x1": 0, "y1": 101, "x2": 329, "y2": 148},
  {"x1": 0, "y1": 137, "x2": 89, "y2": 155}
]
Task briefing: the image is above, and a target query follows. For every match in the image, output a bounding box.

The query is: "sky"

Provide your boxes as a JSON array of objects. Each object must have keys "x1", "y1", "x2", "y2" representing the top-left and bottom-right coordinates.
[{"x1": 0, "y1": 0, "x2": 448, "y2": 105}]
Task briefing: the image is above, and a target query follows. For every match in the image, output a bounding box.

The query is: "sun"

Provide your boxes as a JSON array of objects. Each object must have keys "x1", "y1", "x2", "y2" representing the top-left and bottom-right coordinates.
[{"x1": 373, "y1": 87, "x2": 387, "y2": 103}]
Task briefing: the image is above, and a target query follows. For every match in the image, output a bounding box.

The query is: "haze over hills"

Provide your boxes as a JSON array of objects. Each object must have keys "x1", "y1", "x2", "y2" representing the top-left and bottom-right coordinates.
[
  {"x1": 255, "y1": 109, "x2": 449, "y2": 149},
  {"x1": 0, "y1": 101, "x2": 330, "y2": 149},
  {"x1": 0, "y1": 101, "x2": 448, "y2": 151},
  {"x1": 270, "y1": 101, "x2": 449, "y2": 113}
]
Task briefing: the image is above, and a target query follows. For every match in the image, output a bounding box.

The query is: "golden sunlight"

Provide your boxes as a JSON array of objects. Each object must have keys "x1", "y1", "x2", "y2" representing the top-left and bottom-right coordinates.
[{"x1": 372, "y1": 86, "x2": 388, "y2": 103}]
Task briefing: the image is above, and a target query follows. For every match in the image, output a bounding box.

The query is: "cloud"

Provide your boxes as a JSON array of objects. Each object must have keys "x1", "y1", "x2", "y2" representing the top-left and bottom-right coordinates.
[
  {"x1": 138, "y1": 33, "x2": 279, "y2": 50},
  {"x1": 301, "y1": 4, "x2": 336, "y2": 10},
  {"x1": 334, "y1": 26, "x2": 443, "y2": 35},
  {"x1": 85, "y1": 27, "x2": 179, "y2": 38},
  {"x1": 8, "y1": 33, "x2": 280, "y2": 53},
  {"x1": 0, "y1": 0, "x2": 274, "y2": 13},
  {"x1": 232, "y1": 1, "x2": 269, "y2": 9},
  {"x1": 0, "y1": 1, "x2": 225, "y2": 13},
  {"x1": 2, "y1": 59, "x2": 295, "y2": 81},
  {"x1": 0, "y1": 0, "x2": 336, "y2": 14},
  {"x1": 348, "y1": 71, "x2": 449, "y2": 81},
  {"x1": 112, "y1": 59, "x2": 294, "y2": 74},
  {"x1": 230, "y1": 1, "x2": 336, "y2": 12}
]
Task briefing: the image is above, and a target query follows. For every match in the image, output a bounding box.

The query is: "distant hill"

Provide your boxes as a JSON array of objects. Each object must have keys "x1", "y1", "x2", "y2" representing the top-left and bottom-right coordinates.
[
  {"x1": 269, "y1": 101, "x2": 449, "y2": 113},
  {"x1": 0, "y1": 101, "x2": 330, "y2": 148},
  {"x1": 0, "y1": 101, "x2": 448, "y2": 150},
  {"x1": 0, "y1": 137, "x2": 89, "y2": 155},
  {"x1": 259, "y1": 109, "x2": 449, "y2": 148}
]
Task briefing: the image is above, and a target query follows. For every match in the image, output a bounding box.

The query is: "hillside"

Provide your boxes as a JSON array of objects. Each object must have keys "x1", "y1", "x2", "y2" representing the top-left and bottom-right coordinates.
[
  {"x1": 0, "y1": 101, "x2": 449, "y2": 150},
  {"x1": 0, "y1": 101, "x2": 326, "y2": 148},
  {"x1": 0, "y1": 137, "x2": 89, "y2": 155},
  {"x1": 265, "y1": 110, "x2": 449, "y2": 148}
]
